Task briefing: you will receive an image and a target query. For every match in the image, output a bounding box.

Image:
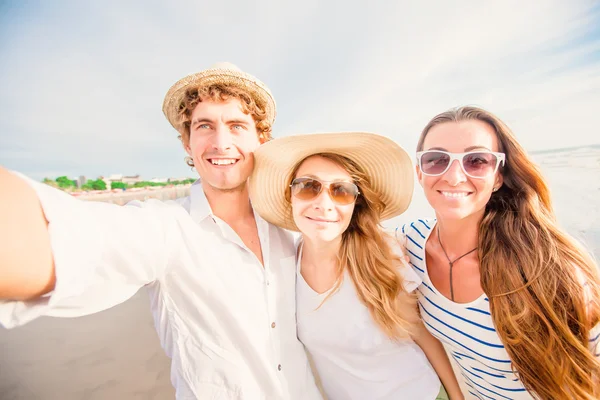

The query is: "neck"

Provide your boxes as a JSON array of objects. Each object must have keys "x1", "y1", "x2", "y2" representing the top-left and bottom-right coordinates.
[
  {"x1": 301, "y1": 235, "x2": 341, "y2": 268},
  {"x1": 435, "y1": 211, "x2": 482, "y2": 255},
  {"x1": 202, "y1": 181, "x2": 254, "y2": 224}
]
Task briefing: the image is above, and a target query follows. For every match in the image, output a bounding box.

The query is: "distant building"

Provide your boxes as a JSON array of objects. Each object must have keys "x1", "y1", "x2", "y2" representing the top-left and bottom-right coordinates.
[
  {"x1": 76, "y1": 176, "x2": 87, "y2": 189},
  {"x1": 108, "y1": 174, "x2": 123, "y2": 181},
  {"x1": 150, "y1": 177, "x2": 169, "y2": 184},
  {"x1": 98, "y1": 174, "x2": 142, "y2": 189},
  {"x1": 69, "y1": 176, "x2": 87, "y2": 189},
  {"x1": 122, "y1": 175, "x2": 142, "y2": 185}
]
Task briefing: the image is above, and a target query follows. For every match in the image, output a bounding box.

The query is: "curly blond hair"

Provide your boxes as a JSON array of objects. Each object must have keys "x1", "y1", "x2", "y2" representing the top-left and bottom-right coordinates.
[{"x1": 176, "y1": 84, "x2": 273, "y2": 166}]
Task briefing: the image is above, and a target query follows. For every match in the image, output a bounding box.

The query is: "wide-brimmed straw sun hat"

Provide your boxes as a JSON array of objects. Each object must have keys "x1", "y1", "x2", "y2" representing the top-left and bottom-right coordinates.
[
  {"x1": 162, "y1": 62, "x2": 276, "y2": 134},
  {"x1": 249, "y1": 132, "x2": 414, "y2": 231}
]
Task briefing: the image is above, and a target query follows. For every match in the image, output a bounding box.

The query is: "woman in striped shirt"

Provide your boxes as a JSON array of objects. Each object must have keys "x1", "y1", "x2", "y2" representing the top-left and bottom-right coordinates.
[{"x1": 401, "y1": 106, "x2": 600, "y2": 400}]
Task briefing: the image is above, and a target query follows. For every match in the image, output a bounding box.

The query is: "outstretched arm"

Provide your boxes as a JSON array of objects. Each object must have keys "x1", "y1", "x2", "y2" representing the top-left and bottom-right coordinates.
[
  {"x1": 0, "y1": 166, "x2": 56, "y2": 300},
  {"x1": 0, "y1": 167, "x2": 177, "y2": 328}
]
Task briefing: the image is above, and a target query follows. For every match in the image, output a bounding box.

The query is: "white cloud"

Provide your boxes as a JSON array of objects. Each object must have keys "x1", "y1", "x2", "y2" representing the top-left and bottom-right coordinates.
[{"x1": 0, "y1": 0, "x2": 598, "y2": 179}]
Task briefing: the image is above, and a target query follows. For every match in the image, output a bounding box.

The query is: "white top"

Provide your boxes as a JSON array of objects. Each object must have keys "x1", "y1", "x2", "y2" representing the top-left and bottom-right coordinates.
[
  {"x1": 401, "y1": 218, "x2": 600, "y2": 400},
  {"x1": 296, "y1": 241, "x2": 441, "y2": 400},
  {"x1": 0, "y1": 174, "x2": 322, "y2": 400}
]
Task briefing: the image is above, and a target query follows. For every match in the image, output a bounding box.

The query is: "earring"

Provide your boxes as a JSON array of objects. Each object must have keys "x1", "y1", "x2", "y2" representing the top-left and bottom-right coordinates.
[
  {"x1": 492, "y1": 187, "x2": 499, "y2": 192},
  {"x1": 184, "y1": 156, "x2": 195, "y2": 168}
]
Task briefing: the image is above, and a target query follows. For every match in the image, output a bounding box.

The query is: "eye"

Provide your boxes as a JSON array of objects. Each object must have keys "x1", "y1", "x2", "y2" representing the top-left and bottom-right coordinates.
[
  {"x1": 302, "y1": 180, "x2": 318, "y2": 190},
  {"x1": 466, "y1": 153, "x2": 491, "y2": 166},
  {"x1": 331, "y1": 184, "x2": 349, "y2": 196},
  {"x1": 232, "y1": 124, "x2": 245, "y2": 130}
]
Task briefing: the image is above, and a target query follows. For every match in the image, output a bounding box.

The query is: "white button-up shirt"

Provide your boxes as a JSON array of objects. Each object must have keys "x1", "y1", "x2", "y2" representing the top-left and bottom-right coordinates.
[{"x1": 0, "y1": 176, "x2": 322, "y2": 400}]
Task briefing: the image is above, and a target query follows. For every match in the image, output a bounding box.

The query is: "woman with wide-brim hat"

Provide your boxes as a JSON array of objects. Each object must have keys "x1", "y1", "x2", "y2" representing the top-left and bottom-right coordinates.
[{"x1": 249, "y1": 132, "x2": 463, "y2": 400}]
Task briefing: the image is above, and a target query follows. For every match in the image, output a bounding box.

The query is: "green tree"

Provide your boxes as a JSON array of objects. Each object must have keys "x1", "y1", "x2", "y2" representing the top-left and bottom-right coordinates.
[
  {"x1": 110, "y1": 181, "x2": 127, "y2": 190},
  {"x1": 82, "y1": 179, "x2": 106, "y2": 191},
  {"x1": 133, "y1": 181, "x2": 167, "y2": 188},
  {"x1": 42, "y1": 178, "x2": 58, "y2": 188},
  {"x1": 169, "y1": 178, "x2": 195, "y2": 185},
  {"x1": 55, "y1": 176, "x2": 75, "y2": 189}
]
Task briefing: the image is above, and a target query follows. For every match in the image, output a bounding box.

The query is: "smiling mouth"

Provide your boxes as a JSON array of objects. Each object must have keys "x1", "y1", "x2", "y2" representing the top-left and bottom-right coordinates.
[
  {"x1": 438, "y1": 190, "x2": 472, "y2": 198},
  {"x1": 207, "y1": 158, "x2": 239, "y2": 166},
  {"x1": 306, "y1": 216, "x2": 338, "y2": 223}
]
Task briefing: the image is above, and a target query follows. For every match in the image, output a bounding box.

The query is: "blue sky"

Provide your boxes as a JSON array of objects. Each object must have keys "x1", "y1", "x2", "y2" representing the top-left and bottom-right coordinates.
[{"x1": 1, "y1": 0, "x2": 599, "y2": 180}]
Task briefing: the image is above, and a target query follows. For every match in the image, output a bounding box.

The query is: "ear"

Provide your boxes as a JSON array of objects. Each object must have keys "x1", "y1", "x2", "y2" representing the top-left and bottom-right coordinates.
[
  {"x1": 184, "y1": 141, "x2": 192, "y2": 157},
  {"x1": 415, "y1": 164, "x2": 424, "y2": 188},
  {"x1": 494, "y1": 171, "x2": 504, "y2": 190},
  {"x1": 259, "y1": 132, "x2": 268, "y2": 145}
]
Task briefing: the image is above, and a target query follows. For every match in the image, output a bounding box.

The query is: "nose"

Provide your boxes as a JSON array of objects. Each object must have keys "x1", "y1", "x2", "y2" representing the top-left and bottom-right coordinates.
[
  {"x1": 442, "y1": 159, "x2": 467, "y2": 186},
  {"x1": 212, "y1": 124, "x2": 233, "y2": 152},
  {"x1": 312, "y1": 186, "x2": 335, "y2": 211}
]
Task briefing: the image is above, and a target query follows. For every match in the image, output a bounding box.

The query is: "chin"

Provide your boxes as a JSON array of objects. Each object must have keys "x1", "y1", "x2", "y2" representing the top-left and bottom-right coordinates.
[
  {"x1": 297, "y1": 226, "x2": 341, "y2": 243},
  {"x1": 206, "y1": 180, "x2": 247, "y2": 191},
  {"x1": 314, "y1": 229, "x2": 344, "y2": 243},
  {"x1": 435, "y1": 206, "x2": 483, "y2": 222},
  {"x1": 317, "y1": 234, "x2": 341, "y2": 242}
]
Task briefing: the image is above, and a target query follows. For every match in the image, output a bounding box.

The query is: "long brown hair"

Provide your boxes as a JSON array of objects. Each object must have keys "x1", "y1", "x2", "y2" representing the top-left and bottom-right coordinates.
[
  {"x1": 288, "y1": 153, "x2": 418, "y2": 339},
  {"x1": 418, "y1": 106, "x2": 600, "y2": 399}
]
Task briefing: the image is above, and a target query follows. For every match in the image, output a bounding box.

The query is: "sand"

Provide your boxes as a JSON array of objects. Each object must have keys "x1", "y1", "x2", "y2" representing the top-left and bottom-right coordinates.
[{"x1": 0, "y1": 289, "x2": 174, "y2": 400}]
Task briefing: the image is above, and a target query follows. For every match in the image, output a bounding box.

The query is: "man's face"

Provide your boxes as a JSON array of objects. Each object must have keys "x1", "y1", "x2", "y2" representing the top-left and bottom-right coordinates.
[{"x1": 185, "y1": 98, "x2": 262, "y2": 192}]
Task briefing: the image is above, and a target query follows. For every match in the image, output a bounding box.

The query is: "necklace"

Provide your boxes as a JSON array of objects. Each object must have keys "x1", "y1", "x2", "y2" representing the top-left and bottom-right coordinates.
[{"x1": 437, "y1": 227, "x2": 477, "y2": 302}]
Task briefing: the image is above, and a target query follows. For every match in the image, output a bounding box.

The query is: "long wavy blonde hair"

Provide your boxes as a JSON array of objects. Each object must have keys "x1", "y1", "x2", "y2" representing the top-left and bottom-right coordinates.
[
  {"x1": 418, "y1": 106, "x2": 600, "y2": 399},
  {"x1": 287, "y1": 153, "x2": 418, "y2": 339}
]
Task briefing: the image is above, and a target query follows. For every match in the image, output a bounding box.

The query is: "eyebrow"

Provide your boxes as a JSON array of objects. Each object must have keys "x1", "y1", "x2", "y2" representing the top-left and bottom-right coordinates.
[
  {"x1": 465, "y1": 145, "x2": 492, "y2": 152},
  {"x1": 226, "y1": 119, "x2": 250, "y2": 126},
  {"x1": 297, "y1": 174, "x2": 352, "y2": 182},
  {"x1": 191, "y1": 118, "x2": 214, "y2": 127},
  {"x1": 427, "y1": 146, "x2": 493, "y2": 152},
  {"x1": 191, "y1": 118, "x2": 251, "y2": 127}
]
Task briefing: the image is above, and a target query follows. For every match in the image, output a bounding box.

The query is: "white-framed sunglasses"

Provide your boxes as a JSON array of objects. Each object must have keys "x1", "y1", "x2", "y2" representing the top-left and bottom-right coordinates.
[{"x1": 416, "y1": 150, "x2": 506, "y2": 179}]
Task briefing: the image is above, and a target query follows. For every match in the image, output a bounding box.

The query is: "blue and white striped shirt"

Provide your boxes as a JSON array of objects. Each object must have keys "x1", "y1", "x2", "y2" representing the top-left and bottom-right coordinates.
[{"x1": 401, "y1": 218, "x2": 600, "y2": 400}]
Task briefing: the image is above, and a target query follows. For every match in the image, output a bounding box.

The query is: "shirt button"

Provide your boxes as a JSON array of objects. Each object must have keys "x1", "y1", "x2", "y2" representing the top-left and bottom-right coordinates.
[
  {"x1": 271, "y1": 322, "x2": 276, "y2": 328},
  {"x1": 277, "y1": 364, "x2": 282, "y2": 371},
  {"x1": 266, "y1": 280, "x2": 270, "y2": 286}
]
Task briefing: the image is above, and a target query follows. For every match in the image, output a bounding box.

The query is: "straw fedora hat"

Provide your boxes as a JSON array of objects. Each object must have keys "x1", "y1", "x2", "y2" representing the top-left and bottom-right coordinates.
[
  {"x1": 249, "y1": 132, "x2": 414, "y2": 231},
  {"x1": 162, "y1": 62, "x2": 276, "y2": 134}
]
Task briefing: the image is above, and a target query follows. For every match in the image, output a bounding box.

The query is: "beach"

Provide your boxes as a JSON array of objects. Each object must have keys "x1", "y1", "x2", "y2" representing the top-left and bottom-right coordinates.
[
  {"x1": 0, "y1": 290, "x2": 173, "y2": 400},
  {"x1": 1, "y1": 147, "x2": 599, "y2": 400}
]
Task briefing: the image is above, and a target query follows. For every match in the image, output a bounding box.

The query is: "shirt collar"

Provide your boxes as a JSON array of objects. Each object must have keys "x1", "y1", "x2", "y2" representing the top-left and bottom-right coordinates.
[
  {"x1": 188, "y1": 180, "x2": 270, "y2": 228},
  {"x1": 189, "y1": 180, "x2": 214, "y2": 224}
]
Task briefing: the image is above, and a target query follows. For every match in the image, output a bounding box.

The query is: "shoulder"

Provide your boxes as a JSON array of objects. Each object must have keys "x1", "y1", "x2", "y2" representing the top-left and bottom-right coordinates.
[
  {"x1": 126, "y1": 197, "x2": 187, "y2": 213},
  {"x1": 122, "y1": 198, "x2": 192, "y2": 230},
  {"x1": 269, "y1": 223, "x2": 300, "y2": 258},
  {"x1": 398, "y1": 218, "x2": 436, "y2": 242},
  {"x1": 171, "y1": 194, "x2": 192, "y2": 210},
  {"x1": 382, "y1": 229, "x2": 422, "y2": 293}
]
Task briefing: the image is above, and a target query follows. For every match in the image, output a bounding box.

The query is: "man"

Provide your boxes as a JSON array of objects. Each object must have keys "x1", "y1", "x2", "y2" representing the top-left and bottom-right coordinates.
[{"x1": 0, "y1": 63, "x2": 322, "y2": 400}]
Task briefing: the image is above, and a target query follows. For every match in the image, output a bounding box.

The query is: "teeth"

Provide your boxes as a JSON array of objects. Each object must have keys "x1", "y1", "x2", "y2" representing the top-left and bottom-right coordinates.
[
  {"x1": 441, "y1": 191, "x2": 469, "y2": 198},
  {"x1": 210, "y1": 159, "x2": 237, "y2": 165}
]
